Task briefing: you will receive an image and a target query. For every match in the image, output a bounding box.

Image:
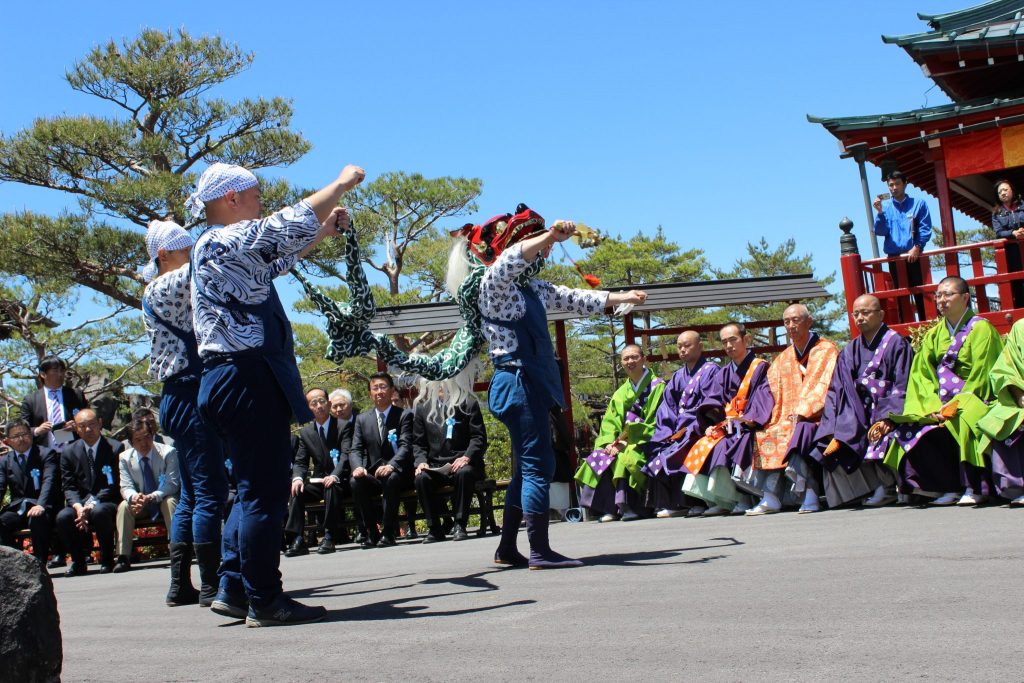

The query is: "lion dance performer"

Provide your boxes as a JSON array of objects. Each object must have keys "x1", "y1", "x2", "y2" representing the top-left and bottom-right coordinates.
[{"x1": 297, "y1": 204, "x2": 646, "y2": 569}]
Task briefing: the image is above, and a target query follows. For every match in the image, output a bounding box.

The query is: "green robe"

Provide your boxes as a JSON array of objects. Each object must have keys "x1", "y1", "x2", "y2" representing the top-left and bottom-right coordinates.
[
  {"x1": 575, "y1": 368, "x2": 666, "y2": 492},
  {"x1": 883, "y1": 311, "x2": 1002, "y2": 471},
  {"x1": 977, "y1": 318, "x2": 1024, "y2": 443}
]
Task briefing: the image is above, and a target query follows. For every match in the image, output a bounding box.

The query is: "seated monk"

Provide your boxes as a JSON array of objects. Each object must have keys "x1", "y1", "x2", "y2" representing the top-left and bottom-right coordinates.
[
  {"x1": 810, "y1": 295, "x2": 912, "y2": 508},
  {"x1": 682, "y1": 322, "x2": 772, "y2": 516},
  {"x1": 747, "y1": 304, "x2": 839, "y2": 515},
  {"x1": 575, "y1": 344, "x2": 665, "y2": 522},
  {"x1": 642, "y1": 330, "x2": 721, "y2": 517},
  {"x1": 976, "y1": 318, "x2": 1024, "y2": 505},
  {"x1": 881, "y1": 277, "x2": 1002, "y2": 506}
]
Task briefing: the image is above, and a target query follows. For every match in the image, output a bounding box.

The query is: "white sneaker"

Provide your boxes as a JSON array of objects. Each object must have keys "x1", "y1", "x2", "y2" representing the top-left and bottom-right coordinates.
[
  {"x1": 656, "y1": 508, "x2": 686, "y2": 518},
  {"x1": 1010, "y1": 495, "x2": 1024, "y2": 507},
  {"x1": 701, "y1": 505, "x2": 728, "y2": 517},
  {"x1": 957, "y1": 489, "x2": 978, "y2": 506},
  {"x1": 931, "y1": 492, "x2": 960, "y2": 506},
  {"x1": 598, "y1": 513, "x2": 619, "y2": 523}
]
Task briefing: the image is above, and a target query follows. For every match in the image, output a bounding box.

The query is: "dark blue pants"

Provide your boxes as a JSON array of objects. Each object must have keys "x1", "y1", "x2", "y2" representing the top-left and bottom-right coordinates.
[
  {"x1": 488, "y1": 368, "x2": 555, "y2": 514},
  {"x1": 161, "y1": 377, "x2": 227, "y2": 545},
  {"x1": 199, "y1": 358, "x2": 292, "y2": 608}
]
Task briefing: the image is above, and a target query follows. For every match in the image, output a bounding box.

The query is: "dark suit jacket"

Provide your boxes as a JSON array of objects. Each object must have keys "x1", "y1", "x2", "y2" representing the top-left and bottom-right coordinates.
[
  {"x1": 0, "y1": 445, "x2": 60, "y2": 512},
  {"x1": 412, "y1": 399, "x2": 487, "y2": 470},
  {"x1": 20, "y1": 385, "x2": 90, "y2": 447},
  {"x1": 60, "y1": 436, "x2": 124, "y2": 507},
  {"x1": 343, "y1": 407, "x2": 413, "y2": 476},
  {"x1": 294, "y1": 416, "x2": 353, "y2": 480}
]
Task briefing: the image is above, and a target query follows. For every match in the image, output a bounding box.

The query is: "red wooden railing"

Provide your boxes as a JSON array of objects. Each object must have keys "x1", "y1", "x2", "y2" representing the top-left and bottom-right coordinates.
[{"x1": 841, "y1": 238, "x2": 1024, "y2": 336}]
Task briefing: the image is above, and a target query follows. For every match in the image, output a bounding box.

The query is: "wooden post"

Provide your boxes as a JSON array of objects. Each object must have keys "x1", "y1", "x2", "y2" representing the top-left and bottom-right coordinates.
[
  {"x1": 930, "y1": 149, "x2": 958, "y2": 273},
  {"x1": 839, "y1": 217, "x2": 866, "y2": 337},
  {"x1": 554, "y1": 319, "x2": 576, "y2": 470}
]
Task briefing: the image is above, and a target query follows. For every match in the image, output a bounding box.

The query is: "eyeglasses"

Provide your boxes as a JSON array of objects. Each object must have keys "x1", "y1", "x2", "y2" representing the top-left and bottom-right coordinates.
[{"x1": 309, "y1": 398, "x2": 329, "y2": 406}]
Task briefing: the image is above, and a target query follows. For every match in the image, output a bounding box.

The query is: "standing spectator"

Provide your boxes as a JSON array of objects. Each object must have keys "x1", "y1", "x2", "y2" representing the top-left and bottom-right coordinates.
[
  {"x1": 0, "y1": 420, "x2": 60, "y2": 563},
  {"x1": 991, "y1": 178, "x2": 1024, "y2": 308},
  {"x1": 20, "y1": 356, "x2": 89, "y2": 449},
  {"x1": 55, "y1": 409, "x2": 123, "y2": 576},
  {"x1": 113, "y1": 416, "x2": 180, "y2": 573},
  {"x1": 873, "y1": 170, "x2": 933, "y2": 321}
]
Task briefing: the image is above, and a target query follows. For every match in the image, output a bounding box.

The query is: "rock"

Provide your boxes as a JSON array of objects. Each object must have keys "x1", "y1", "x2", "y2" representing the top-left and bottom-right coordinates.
[{"x1": 0, "y1": 546, "x2": 62, "y2": 683}]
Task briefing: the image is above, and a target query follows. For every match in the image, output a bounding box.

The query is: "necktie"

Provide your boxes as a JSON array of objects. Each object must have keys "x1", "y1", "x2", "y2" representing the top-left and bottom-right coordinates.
[
  {"x1": 319, "y1": 424, "x2": 328, "y2": 445},
  {"x1": 377, "y1": 411, "x2": 385, "y2": 442},
  {"x1": 140, "y1": 455, "x2": 157, "y2": 495},
  {"x1": 86, "y1": 446, "x2": 95, "y2": 489},
  {"x1": 49, "y1": 389, "x2": 63, "y2": 425},
  {"x1": 18, "y1": 452, "x2": 26, "y2": 472}
]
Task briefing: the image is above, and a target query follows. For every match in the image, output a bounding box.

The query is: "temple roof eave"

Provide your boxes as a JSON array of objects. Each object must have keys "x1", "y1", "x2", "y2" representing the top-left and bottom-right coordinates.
[{"x1": 806, "y1": 95, "x2": 1024, "y2": 133}]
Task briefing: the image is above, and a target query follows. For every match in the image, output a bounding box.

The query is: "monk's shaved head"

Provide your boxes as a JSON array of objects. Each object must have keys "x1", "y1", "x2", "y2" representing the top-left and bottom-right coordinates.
[
  {"x1": 852, "y1": 294, "x2": 881, "y2": 311},
  {"x1": 783, "y1": 303, "x2": 811, "y2": 321},
  {"x1": 676, "y1": 330, "x2": 703, "y2": 366}
]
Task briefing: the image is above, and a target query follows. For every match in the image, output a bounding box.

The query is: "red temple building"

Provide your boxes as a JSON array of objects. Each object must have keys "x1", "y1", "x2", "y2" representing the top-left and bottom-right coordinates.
[{"x1": 809, "y1": 0, "x2": 1024, "y2": 335}]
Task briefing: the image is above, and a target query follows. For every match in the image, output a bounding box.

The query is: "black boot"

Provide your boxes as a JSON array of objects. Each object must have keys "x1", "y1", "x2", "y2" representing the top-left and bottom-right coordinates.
[
  {"x1": 166, "y1": 542, "x2": 200, "y2": 606},
  {"x1": 193, "y1": 542, "x2": 221, "y2": 608},
  {"x1": 526, "y1": 512, "x2": 582, "y2": 570},
  {"x1": 493, "y1": 504, "x2": 527, "y2": 567}
]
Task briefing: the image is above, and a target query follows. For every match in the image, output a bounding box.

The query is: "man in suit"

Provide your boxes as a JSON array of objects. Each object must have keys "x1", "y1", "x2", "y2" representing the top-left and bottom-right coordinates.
[
  {"x1": 285, "y1": 388, "x2": 351, "y2": 556},
  {"x1": 329, "y1": 388, "x2": 366, "y2": 542},
  {"x1": 20, "y1": 355, "x2": 90, "y2": 449},
  {"x1": 19, "y1": 355, "x2": 86, "y2": 569},
  {"x1": 413, "y1": 386, "x2": 488, "y2": 543},
  {"x1": 342, "y1": 372, "x2": 413, "y2": 548},
  {"x1": 0, "y1": 420, "x2": 60, "y2": 562},
  {"x1": 113, "y1": 415, "x2": 180, "y2": 573},
  {"x1": 55, "y1": 409, "x2": 124, "y2": 576}
]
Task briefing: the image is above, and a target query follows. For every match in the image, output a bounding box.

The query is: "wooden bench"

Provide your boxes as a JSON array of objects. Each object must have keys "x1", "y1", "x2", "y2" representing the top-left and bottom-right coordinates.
[
  {"x1": 302, "y1": 478, "x2": 512, "y2": 541},
  {"x1": 13, "y1": 518, "x2": 169, "y2": 560}
]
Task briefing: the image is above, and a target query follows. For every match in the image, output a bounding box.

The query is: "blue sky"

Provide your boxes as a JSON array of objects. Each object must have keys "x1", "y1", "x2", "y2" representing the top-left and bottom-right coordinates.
[{"x1": 0, "y1": 1, "x2": 982, "y2": 320}]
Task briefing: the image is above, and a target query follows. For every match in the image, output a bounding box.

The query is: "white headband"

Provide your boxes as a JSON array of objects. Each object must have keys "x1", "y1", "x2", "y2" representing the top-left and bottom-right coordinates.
[
  {"x1": 142, "y1": 220, "x2": 194, "y2": 282},
  {"x1": 185, "y1": 163, "x2": 259, "y2": 221}
]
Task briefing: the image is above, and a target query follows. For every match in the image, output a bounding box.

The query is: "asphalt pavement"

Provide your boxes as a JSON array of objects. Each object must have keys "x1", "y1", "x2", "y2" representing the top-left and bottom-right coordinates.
[{"x1": 50, "y1": 505, "x2": 1022, "y2": 682}]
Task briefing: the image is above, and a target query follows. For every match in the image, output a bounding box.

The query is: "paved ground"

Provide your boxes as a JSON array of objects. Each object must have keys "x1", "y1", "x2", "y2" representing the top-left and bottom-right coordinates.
[{"x1": 50, "y1": 505, "x2": 1021, "y2": 682}]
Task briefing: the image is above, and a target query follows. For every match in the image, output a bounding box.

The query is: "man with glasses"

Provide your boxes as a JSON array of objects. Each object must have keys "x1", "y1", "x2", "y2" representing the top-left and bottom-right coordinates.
[
  {"x1": 55, "y1": 409, "x2": 124, "y2": 576},
  {"x1": 881, "y1": 277, "x2": 1002, "y2": 506},
  {"x1": 810, "y1": 295, "x2": 913, "y2": 508},
  {"x1": 0, "y1": 420, "x2": 60, "y2": 563}
]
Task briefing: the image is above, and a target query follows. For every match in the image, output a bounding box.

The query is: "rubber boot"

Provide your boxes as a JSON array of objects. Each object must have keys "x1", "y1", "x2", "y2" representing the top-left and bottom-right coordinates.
[
  {"x1": 493, "y1": 504, "x2": 527, "y2": 567},
  {"x1": 193, "y1": 541, "x2": 221, "y2": 608},
  {"x1": 526, "y1": 512, "x2": 582, "y2": 570},
  {"x1": 166, "y1": 542, "x2": 200, "y2": 606}
]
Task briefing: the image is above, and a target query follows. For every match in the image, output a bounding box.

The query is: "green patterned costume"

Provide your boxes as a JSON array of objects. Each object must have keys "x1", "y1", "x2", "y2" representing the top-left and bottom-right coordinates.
[{"x1": 296, "y1": 230, "x2": 544, "y2": 380}]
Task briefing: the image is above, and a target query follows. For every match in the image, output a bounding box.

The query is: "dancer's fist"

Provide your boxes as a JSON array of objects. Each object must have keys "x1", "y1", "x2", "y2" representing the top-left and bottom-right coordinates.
[{"x1": 339, "y1": 165, "x2": 366, "y2": 190}]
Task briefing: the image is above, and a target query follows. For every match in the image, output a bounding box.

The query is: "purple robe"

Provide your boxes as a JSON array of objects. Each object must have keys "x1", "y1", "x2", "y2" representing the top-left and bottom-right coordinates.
[
  {"x1": 812, "y1": 325, "x2": 913, "y2": 473},
  {"x1": 644, "y1": 357, "x2": 721, "y2": 476},
  {"x1": 704, "y1": 353, "x2": 773, "y2": 473}
]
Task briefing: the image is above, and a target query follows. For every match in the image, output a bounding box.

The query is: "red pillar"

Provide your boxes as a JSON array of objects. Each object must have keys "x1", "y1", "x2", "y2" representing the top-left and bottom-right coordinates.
[
  {"x1": 840, "y1": 252, "x2": 865, "y2": 337},
  {"x1": 554, "y1": 320, "x2": 576, "y2": 470},
  {"x1": 931, "y1": 151, "x2": 958, "y2": 273}
]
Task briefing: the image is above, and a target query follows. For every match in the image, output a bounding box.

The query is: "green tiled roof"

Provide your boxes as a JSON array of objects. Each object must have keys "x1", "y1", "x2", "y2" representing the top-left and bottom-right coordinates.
[
  {"x1": 883, "y1": 0, "x2": 1024, "y2": 47},
  {"x1": 807, "y1": 95, "x2": 1024, "y2": 132}
]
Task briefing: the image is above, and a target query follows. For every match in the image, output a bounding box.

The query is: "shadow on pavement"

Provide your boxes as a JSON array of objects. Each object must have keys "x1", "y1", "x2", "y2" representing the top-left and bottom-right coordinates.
[{"x1": 578, "y1": 536, "x2": 744, "y2": 567}]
